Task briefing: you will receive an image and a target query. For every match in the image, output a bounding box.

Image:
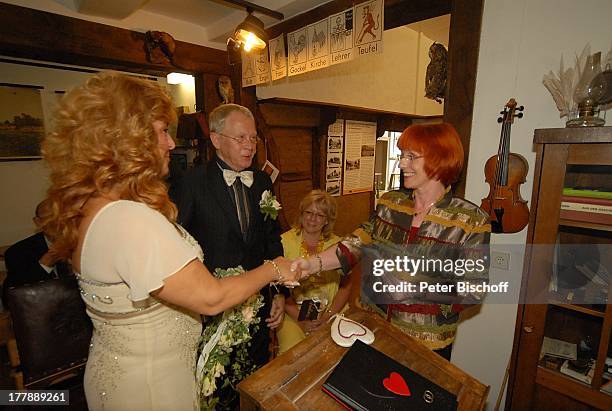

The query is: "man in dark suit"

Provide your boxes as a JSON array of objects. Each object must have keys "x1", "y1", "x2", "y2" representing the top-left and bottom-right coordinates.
[
  {"x1": 3, "y1": 201, "x2": 70, "y2": 294},
  {"x1": 175, "y1": 104, "x2": 285, "y2": 404}
]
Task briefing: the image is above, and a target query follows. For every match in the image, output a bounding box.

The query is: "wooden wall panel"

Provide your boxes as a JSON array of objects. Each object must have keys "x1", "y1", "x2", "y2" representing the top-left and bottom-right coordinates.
[
  {"x1": 202, "y1": 74, "x2": 223, "y2": 114},
  {"x1": 334, "y1": 192, "x2": 372, "y2": 236},
  {"x1": 278, "y1": 180, "x2": 314, "y2": 229},
  {"x1": 269, "y1": 127, "x2": 313, "y2": 177},
  {"x1": 259, "y1": 103, "x2": 321, "y2": 128},
  {"x1": 444, "y1": 0, "x2": 484, "y2": 197},
  {"x1": 532, "y1": 384, "x2": 591, "y2": 411},
  {"x1": 257, "y1": 101, "x2": 404, "y2": 237}
]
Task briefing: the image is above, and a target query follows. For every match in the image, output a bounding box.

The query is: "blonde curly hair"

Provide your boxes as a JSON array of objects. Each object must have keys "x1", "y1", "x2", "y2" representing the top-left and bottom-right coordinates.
[{"x1": 40, "y1": 72, "x2": 177, "y2": 259}]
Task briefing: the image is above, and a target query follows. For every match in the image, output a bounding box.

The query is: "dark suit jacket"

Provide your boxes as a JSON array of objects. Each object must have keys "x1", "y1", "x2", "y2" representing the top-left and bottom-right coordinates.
[
  {"x1": 174, "y1": 158, "x2": 284, "y2": 366},
  {"x1": 4, "y1": 232, "x2": 55, "y2": 290},
  {"x1": 175, "y1": 159, "x2": 283, "y2": 271}
]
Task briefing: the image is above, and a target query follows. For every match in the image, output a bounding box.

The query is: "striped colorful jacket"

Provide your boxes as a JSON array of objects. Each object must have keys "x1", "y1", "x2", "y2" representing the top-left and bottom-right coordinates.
[{"x1": 337, "y1": 188, "x2": 491, "y2": 350}]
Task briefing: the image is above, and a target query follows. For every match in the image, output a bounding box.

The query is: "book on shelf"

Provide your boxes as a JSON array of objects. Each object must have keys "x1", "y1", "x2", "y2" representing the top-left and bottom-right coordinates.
[
  {"x1": 559, "y1": 209, "x2": 612, "y2": 225},
  {"x1": 561, "y1": 200, "x2": 612, "y2": 215},
  {"x1": 541, "y1": 355, "x2": 565, "y2": 370},
  {"x1": 561, "y1": 195, "x2": 612, "y2": 206},
  {"x1": 563, "y1": 188, "x2": 612, "y2": 200},
  {"x1": 540, "y1": 337, "x2": 577, "y2": 360}
]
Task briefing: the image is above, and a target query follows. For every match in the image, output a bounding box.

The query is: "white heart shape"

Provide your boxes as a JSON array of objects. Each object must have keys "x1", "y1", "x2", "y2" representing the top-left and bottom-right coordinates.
[{"x1": 330, "y1": 315, "x2": 375, "y2": 347}]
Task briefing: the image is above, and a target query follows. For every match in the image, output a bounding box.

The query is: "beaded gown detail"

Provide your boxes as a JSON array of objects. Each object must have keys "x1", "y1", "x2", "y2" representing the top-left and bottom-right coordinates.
[{"x1": 78, "y1": 201, "x2": 203, "y2": 411}]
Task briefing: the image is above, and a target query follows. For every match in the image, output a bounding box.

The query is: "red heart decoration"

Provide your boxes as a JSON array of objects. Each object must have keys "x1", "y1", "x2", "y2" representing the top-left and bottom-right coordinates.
[{"x1": 382, "y1": 372, "x2": 411, "y2": 397}]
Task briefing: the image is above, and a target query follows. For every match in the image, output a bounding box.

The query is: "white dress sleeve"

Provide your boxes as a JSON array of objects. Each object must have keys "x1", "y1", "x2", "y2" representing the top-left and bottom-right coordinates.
[{"x1": 81, "y1": 200, "x2": 199, "y2": 301}]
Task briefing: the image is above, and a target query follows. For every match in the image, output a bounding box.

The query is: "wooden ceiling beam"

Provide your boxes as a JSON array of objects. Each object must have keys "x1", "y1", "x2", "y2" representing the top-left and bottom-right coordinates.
[
  {"x1": 266, "y1": 0, "x2": 451, "y2": 39},
  {"x1": 385, "y1": 0, "x2": 452, "y2": 30},
  {"x1": 0, "y1": 2, "x2": 230, "y2": 76}
]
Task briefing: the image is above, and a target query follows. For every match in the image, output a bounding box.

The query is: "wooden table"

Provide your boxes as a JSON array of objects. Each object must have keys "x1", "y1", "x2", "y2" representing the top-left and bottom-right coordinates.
[{"x1": 238, "y1": 308, "x2": 489, "y2": 410}]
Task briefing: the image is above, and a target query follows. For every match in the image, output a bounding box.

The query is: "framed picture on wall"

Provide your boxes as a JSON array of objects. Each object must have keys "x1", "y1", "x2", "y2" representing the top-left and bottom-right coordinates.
[{"x1": 0, "y1": 84, "x2": 45, "y2": 160}]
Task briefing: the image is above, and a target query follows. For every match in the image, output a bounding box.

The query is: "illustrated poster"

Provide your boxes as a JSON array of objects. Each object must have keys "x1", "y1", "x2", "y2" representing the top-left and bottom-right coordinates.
[
  {"x1": 269, "y1": 34, "x2": 287, "y2": 81},
  {"x1": 242, "y1": 49, "x2": 270, "y2": 87},
  {"x1": 287, "y1": 28, "x2": 308, "y2": 77},
  {"x1": 353, "y1": 0, "x2": 384, "y2": 56},
  {"x1": 329, "y1": 9, "x2": 355, "y2": 66},
  {"x1": 305, "y1": 18, "x2": 330, "y2": 73},
  {"x1": 241, "y1": 51, "x2": 257, "y2": 87},
  {"x1": 254, "y1": 48, "x2": 270, "y2": 85}
]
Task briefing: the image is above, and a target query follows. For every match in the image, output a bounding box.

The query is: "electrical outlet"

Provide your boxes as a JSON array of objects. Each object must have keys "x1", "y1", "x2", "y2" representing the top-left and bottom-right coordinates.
[{"x1": 491, "y1": 251, "x2": 510, "y2": 270}]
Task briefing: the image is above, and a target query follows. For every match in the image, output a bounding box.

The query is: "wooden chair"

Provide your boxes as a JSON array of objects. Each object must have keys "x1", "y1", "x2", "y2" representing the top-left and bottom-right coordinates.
[
  {"x1": 0, "y1": 247, "x2": 21, "y2": 388},
  {"x1": 5, "y1": 276, "x2": 92, "y2": 389}
]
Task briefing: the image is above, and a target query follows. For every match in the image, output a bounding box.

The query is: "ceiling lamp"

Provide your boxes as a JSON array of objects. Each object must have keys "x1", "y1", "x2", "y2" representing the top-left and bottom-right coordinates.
[
  {"x1": 223, "y1": 1, "x2": 284, "y2": 52},
  {"x1": 232, "y1": 11, "x2": 267, "y2": 52}
]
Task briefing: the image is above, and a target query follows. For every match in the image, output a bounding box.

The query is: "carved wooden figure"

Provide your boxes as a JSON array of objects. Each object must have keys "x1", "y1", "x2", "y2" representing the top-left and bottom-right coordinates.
[
  {"x1": 144, "y1": 31, "x2": 176, "y2": 65},
  {"x1": 217, "y1": 75, "x2": 235, "y2": 104},
  {"x1": 425, "y1": 42, "x2": 448, "y2": 104}
]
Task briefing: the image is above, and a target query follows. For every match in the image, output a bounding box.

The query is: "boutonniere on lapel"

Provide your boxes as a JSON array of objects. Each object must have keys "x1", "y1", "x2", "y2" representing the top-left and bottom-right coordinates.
[{"x1": 259, "y1": 190, "x2": 282, "y2": 221}]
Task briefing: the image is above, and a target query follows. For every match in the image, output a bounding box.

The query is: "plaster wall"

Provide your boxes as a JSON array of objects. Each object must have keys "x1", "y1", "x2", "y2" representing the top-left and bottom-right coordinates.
[{"x1": 0, "y1": 60, "x2": 194, "y2": 246}]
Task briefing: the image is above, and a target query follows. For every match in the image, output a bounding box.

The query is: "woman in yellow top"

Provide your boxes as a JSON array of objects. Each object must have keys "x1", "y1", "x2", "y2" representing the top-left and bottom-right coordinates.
[{"x1": 277, "y1": 190, "x2": 352, "y2": 353}]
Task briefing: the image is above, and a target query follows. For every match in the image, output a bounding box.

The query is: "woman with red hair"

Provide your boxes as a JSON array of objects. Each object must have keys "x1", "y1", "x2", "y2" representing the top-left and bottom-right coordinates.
[{"x1": 295, "y1": 123, "x2": 490, "y2": 360}]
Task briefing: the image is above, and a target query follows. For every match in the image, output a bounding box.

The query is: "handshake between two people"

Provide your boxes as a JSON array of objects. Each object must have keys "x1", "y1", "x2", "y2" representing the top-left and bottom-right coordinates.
[{"x1": 270, "y1": 256, "x2": 325, "y2": 288}]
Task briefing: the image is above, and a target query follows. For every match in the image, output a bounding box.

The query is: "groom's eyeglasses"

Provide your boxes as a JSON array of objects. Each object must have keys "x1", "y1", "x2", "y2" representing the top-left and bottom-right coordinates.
[{"x1": 217, "y1": 132, "x2": 259, "y2": 145}]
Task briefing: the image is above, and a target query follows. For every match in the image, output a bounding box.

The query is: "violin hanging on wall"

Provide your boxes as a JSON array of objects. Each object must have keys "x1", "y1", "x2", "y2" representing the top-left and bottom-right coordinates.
[{"x1": 481, "y1": 98, "x2": 530, "y2": 234}]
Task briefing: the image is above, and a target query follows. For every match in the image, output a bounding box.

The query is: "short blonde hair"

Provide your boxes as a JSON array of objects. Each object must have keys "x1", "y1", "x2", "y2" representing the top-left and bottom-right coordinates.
[
  {"x1": 295, "y1": 190, "x2": 337, "y2": 239},
  {"x1": 41, "y1": 72, "x2": 177, "y2": 258}
]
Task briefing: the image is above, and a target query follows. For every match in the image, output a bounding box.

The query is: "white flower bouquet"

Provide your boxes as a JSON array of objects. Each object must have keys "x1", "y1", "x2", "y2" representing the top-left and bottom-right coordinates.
[{"x1": 195, "y1": 266, "x2": 264, "y2": 410}]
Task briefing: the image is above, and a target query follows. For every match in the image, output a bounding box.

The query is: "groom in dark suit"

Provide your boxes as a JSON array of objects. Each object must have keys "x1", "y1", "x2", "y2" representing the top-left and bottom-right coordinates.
[
  {"x1": 3, "y1": 201, "x2": 70, "y2": 301},
  {"x1": 175, "y1": 104, "x2": 285, "y2": 401}
]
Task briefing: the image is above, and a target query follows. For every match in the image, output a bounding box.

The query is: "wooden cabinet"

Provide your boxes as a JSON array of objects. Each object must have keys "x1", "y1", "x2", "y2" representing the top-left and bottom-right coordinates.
[{"x1": 507, "y1": 127, "x2": 612, "y2": 410}]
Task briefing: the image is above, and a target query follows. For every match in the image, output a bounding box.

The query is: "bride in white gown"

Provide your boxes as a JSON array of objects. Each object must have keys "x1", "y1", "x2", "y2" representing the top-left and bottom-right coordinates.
[{"x1": 39, "y1": 72, "x2": 302, "y2": 411}]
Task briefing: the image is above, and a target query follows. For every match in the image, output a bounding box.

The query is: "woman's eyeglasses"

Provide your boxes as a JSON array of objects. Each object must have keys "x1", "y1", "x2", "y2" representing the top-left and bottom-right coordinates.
[
  {"x1": 303, "y1": 210, "x2": 326, "y2": 220},
  {"x1": 217, "y1": 132, "x2": 259, "y2": 144},
  {"x1": 398, "y1": 153, "x2": 424, "y2": 161}
]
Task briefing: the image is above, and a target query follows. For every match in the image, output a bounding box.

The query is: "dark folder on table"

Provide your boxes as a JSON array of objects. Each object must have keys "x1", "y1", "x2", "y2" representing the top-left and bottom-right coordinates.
[{"x1": 322, "y1": 340, "x2": 457, "y2": 411}]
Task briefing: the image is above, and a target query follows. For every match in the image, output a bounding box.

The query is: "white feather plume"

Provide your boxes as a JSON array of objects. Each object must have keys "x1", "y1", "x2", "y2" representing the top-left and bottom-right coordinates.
[{"x1": 542, "y1": 44, "x2": 591, "y2": 118}]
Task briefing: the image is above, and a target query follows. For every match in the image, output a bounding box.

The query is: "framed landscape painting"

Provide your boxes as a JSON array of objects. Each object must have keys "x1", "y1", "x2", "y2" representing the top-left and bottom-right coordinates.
[{"x1": 0, "y1": 84, "x2": 45, "y2": 160}]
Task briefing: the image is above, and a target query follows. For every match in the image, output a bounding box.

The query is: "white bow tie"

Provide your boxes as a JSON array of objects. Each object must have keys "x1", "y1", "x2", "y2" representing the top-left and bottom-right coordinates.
[{"x1": 222, "y1": 169, "x2": 254, "y2": 187}]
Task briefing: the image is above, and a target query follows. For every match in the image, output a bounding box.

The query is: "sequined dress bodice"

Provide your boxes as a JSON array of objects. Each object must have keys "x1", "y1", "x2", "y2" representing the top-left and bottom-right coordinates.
[{"x1": 79, "y1": 212, "x2": 204, "y2": 411}]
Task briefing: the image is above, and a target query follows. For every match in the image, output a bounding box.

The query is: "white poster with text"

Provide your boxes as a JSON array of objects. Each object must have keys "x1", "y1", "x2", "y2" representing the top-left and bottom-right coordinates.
[{"x1": 342, "y1": 120, "x2": 376, "y2": 195}]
